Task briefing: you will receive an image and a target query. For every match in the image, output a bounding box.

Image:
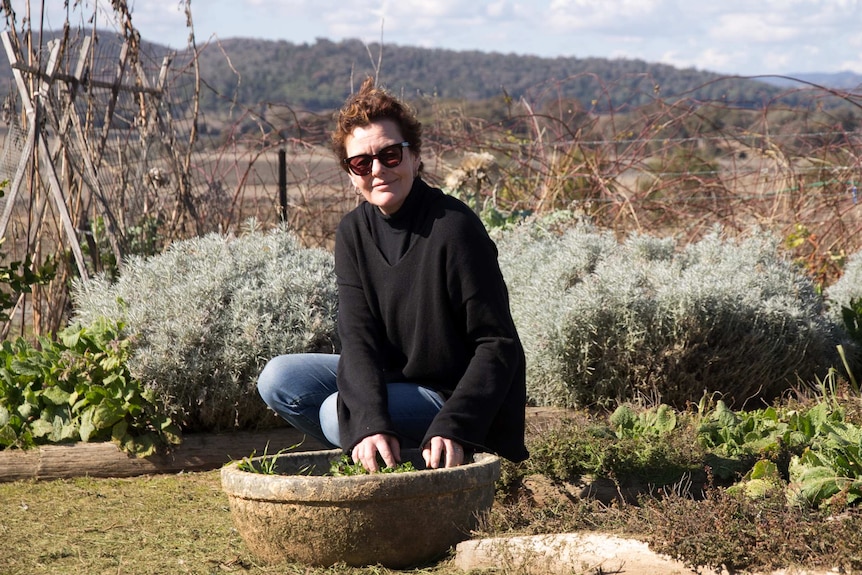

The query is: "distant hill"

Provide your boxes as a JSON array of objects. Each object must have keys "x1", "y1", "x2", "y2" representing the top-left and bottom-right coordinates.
[
  {"x1": 189, "y1": 37, "x2": 791, "y2": 112},
  {"x1": 0, "y1": 31, "x2": 849, "y2": 118},
  {"x1": 757, "y1": 71, "x2": 862, "y2": 90}
]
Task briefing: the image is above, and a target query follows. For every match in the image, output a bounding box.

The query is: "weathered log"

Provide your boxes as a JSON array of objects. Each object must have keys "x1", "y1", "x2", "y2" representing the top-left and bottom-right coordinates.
[
  {"x1": 0, "y1": 408, "x2": 570, "y2": 483},
  {"x1": 0, "y1": 428, "x2": 325, "y2": 482}
]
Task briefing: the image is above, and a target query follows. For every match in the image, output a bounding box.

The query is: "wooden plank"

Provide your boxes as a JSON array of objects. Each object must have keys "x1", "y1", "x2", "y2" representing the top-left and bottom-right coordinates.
[{"x1": 0, "y1": 428, "x2": 326, "y2": 483}]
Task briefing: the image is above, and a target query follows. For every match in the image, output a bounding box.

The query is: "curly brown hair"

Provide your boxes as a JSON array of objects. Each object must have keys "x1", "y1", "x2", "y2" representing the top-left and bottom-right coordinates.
[{"x1": 331, "y1": 76, "x2": 423, "y2": 173}]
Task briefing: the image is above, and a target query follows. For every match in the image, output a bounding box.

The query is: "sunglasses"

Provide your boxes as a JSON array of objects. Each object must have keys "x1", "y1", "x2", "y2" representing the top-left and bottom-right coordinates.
[{"x1": 343, "y1": 142, "x2": 410, "y2": 176}]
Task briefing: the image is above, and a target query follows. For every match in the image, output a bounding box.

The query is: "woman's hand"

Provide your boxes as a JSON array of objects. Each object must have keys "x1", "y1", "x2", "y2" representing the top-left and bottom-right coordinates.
[
  {"x1": 351, "y1": 433, "x2": 401, "y2": 473},
  {"x1": 422, "y1": 436, "x2": 464, "y2": 469}
]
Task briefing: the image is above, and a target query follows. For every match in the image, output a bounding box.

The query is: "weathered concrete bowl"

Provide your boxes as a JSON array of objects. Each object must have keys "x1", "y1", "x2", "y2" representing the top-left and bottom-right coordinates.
[{"x1": 220, "y1": 448, "x2": 501, "y2": 568}]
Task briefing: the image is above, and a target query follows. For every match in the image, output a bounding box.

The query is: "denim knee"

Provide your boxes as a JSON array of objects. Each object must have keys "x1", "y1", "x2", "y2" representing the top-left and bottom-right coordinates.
[
  {"x1": 320, "y1": 392, "x2": 341, "y2": 447},
  {"x1": 256, "y1": 354, "x2": 293, "y2": 410}
]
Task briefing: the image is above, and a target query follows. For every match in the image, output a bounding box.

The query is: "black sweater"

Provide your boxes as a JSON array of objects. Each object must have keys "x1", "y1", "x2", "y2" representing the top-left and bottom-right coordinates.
[{"x1": 334, "y1": 179, "x2": 528, "y2": 462}]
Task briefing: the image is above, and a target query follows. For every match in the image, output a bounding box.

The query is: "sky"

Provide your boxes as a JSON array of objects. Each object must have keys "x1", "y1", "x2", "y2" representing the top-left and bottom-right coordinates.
[{"x1": 6, "y1": 0, "x2": 862, "y2": 77}]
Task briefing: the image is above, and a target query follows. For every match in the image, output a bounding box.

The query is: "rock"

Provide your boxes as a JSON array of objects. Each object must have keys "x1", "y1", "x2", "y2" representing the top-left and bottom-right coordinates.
[{"x1": 454, "y1": 532, "x2": 704, "y2": 575}]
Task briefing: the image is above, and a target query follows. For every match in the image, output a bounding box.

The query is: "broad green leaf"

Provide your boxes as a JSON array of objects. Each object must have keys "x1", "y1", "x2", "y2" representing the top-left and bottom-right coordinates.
[
  {"x1": 0, "y1": 423, "x2": 17, "y2": 446},
  {"x1": 125, "y1": 434, "x2": 157, "y2": 458},
  {"x1": 29, "y1": 419, "x2": 54, "y2": 438},
  {"x1": 749, "y1": 459, "x2": 779, "y2": 480},
  {"x1": 92, "y1": 398, "x2": 124, "y2": 430},
  {"x1": 652, "y1": 404, "x2": 677, "y2": 434},
  {"x1": 79, "y1": 408, "x2": 95, "y2": 442},
  {"x1": 0, "y1": 405, "x2": 9, "y2": 426},
  {"x1": 59, "y1": 328, "x2": 81, "y2": 349},
  {"x1": 71, "y1": 396, "x2": 89, "y2": 412},
  {"x1": 609, "y1": 405, "x2": 637, "y2": 435},
  {"x1": 715, "y1": 401, "x2": 740, "y2": 428},
  {"x1": 41, "y1": 386, "x2": 72, "y2": 406},
  {"x1": 9, "y1": 359, "x2": 45, "y2": 378},
  {"x1": 102, "y1": 373, "x2": 121, "y2": 388},
  {"x1": 59, "y1": 421, "x2": 78, "y2": 442},
  {"x1": 124, "y1": 402, "x2": 142, "y2": 417},
  {"x1": 761, "y1": 406, "x2": 779, "y2": 421},
  {"x1": 742, "y1": 478, "x2": 778, "y2": 499},
  {"x1": 84, "y1": 387, "x2": 109, "y2": 404},
  {"x1": 789, "y1": 471, "x2": 843, "y2": 506},
  {"x1": 111, "y1": 419, "x2": 128, "y2": 442},
  {"x1": 788, "y1": 452, "x2": 850, "y2": 507},
  {"x1": 160, "y1": 420, "x2": 182, "y2": 446},
  {"x1": 17, "y1": 402, "x2": 33, "y2": 419}
]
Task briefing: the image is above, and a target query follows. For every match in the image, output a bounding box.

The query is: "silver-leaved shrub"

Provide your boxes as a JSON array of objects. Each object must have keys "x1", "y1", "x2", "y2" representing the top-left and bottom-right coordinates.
[
  {"x1": 497, "y1": 216, "x2": 852, "y2": 409},
  {"x1": 826, "y1": 249, "x2": 862, "y2": 319},
  {"x1": 71, "y1": 225, "x2": 338, "y2": 432}
]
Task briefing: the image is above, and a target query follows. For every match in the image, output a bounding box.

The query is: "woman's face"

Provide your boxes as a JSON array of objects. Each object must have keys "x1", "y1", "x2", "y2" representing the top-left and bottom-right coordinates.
[{"x1": 344, "y1": 119, "x2": 420, "y2": 215}]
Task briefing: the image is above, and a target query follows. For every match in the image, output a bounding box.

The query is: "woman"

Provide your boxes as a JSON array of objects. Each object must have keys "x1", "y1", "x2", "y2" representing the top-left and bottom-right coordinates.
[{"x1": 258, "y1": 77, "x2": 527, "y2": 472}]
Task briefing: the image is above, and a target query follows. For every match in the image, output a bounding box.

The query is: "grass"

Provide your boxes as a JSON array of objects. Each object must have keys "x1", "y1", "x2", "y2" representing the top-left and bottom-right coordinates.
[
  {"x1": 0, "y1": 470, "x2": 454, "y2": 575},
  {"x1": 0, "y1": 473, "x2": 256, "y2": 575}
]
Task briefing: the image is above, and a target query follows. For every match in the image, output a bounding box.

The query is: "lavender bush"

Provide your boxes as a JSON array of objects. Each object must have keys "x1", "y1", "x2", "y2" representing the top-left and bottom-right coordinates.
[
  {"x1": 497, "y1": 217, "x2": 851, "y2": 408},
  {"x1": 71, "y1": 224, "x2": 338, "y2": 432},
  {"x1": 826, "y1": 249, "x2": 862, "y2": 319}
]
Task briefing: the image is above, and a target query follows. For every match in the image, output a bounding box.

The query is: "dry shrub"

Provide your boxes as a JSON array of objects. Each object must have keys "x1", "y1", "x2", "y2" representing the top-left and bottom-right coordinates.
[{"x1": 641, "y1": 485, "x2": 862, "y2": 573}]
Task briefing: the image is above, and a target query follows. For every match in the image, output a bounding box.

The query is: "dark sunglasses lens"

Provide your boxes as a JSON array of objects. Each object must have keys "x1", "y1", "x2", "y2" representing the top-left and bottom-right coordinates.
[
  {"x1": 345, "y1": 143, "x2": 405, "y2": 175},
  {"x1": 378, "y1": 144, "x2": 404, "y2": 167},
  {"x1": 347, "y1": 156, "x2": 373, "y2": 176}
]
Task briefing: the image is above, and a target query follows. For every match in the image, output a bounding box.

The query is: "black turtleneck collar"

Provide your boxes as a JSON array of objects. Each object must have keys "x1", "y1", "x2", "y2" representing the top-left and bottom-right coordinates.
[
  {"x1": 366, "y1": 178, "x2": 427, "y2": 264},
  {"x1": 376, "y1": 178, "x2": 424, "y2": 224}
]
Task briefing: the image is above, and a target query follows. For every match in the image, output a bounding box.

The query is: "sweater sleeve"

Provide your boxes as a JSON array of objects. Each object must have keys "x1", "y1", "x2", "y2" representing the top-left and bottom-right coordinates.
[
  {"x1": 334, "y1": 216, "x2": 396, "y2": 450},
  {"x1": 421, "y1": 208, "x2": 526, "y2": 455}
]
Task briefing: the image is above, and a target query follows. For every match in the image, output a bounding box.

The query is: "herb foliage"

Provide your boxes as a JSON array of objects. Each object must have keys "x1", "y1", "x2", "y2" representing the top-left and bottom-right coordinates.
[{"x1": 0, "y1": 318, "x2": 181, "y2": 455}]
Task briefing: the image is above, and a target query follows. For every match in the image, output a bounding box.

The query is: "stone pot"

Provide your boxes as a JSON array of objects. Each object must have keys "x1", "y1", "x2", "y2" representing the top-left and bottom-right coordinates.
[{"x1": 220, "y1": 448, "x2": 501, "y2": 568}]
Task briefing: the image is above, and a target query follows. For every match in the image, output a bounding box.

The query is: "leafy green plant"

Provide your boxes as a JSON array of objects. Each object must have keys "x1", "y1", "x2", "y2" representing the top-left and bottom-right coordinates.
[
  {"x1": 233, "y1": 451, "x2": 418, "y2": 476},
  {"x1": 327, "y1": 453, "x2": 417, "y2": 476},
  {"x1": 609, "y1": 404, "x2": 677, "y2": 439},
  {"x1": 697, "y1": 401, "x2": 842, "y2": 459},
  {"x1": 523, "y1": 410, "x2": 703, "y2": 488},
  {"x1": 524, "y1": 399, "x2": 862, "y2": 509},
  {"x1": 787, "y1": 416, "x2": 862, "y2": 508},
  {"x1": 0, "y1": 182, "x2": 56, "y2": 323},
  {"x1": 0, "y1": 318, "x2": 181, "y2": 455},
  {"x1": 234, "y1": 443, "x2": 290, "y2": 474},
  {"x1": 695, "y1": 400, "x2": 862, "y2": 507}
]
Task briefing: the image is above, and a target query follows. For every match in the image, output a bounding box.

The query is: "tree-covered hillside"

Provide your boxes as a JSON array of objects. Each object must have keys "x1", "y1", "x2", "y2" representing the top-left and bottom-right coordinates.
[
  {"x1": 0, "y1": 30, "x2": 847, "y2": 125},
  {"x1": 191, "y1": 37, "x2": 787, "y2": 112}
]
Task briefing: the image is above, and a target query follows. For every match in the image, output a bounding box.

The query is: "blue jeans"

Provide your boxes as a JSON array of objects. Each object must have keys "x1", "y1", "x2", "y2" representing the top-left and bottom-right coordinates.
[{"x1": 257, "y1": 353, "x2": 445, "y2": 449}]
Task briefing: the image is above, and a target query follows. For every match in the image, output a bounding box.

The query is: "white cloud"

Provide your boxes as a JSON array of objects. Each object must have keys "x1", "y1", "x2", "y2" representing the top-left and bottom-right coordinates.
[
  {"x1": 546, "y1": 0, "x2": 664, "y2": 32},
  {"x1": 4, "y1": 0, "x2": 862, "y2": 75},
  {"x1": 708, "y1": 13, "x2": 801, "y2": 44}
]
